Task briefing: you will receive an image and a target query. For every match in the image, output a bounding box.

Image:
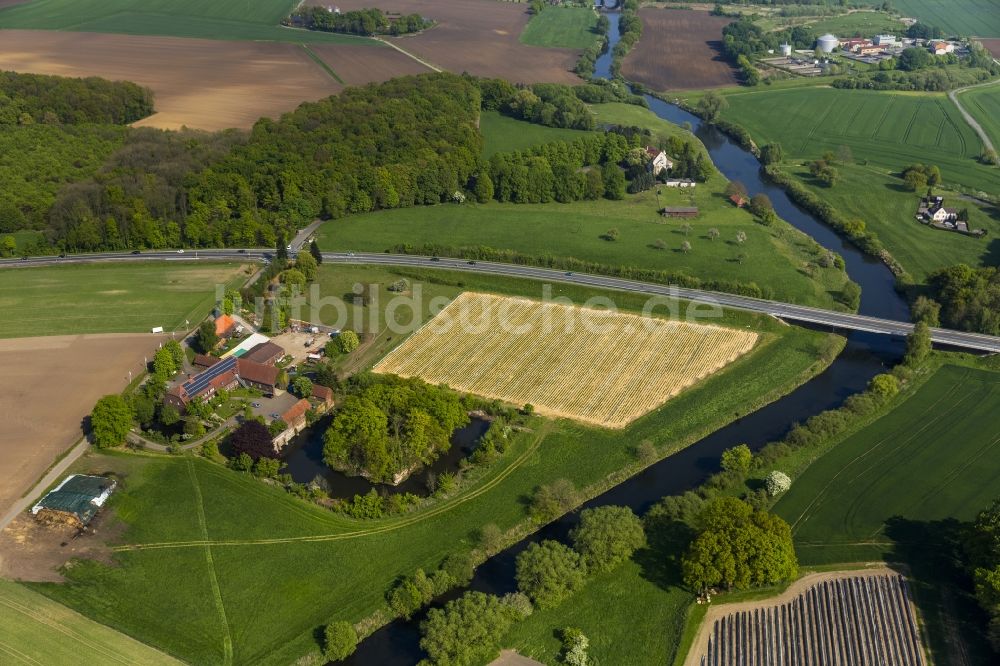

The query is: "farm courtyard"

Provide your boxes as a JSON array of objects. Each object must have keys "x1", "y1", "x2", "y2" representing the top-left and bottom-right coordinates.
[{"x1": 374, "y1": 292, "x2": 758, "y2": 428}]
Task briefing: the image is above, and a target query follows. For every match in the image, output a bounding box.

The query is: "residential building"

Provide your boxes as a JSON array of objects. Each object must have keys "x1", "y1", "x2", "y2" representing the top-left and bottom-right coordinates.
[
  {"x1": 645, "y1": 146, "x2": 673, "y2": 175},
  {"x1": 164, "y1": 356, "x2": 281, "y2": 412},
  {"x1": 214, "y1": 314, "x2": 237, "y2": 338}
]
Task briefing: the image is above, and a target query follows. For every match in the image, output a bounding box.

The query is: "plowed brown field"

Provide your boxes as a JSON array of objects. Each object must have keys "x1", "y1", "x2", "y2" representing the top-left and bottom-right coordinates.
[
  {"x1": 0, "y1": 30, "x2": 356, "y2": 130},
  {"x1": 0, "y1": 334, "x2": 165, "y2": 519},
  {"x1": 622, "y1": 9, "x2": 738, "y2": 91},
  {"x1": 983, "y1": 38, "x2": 1000, "y2": 58},
  {"x1": 307, "y1": 0, "x2": 582, "y2": 84},
  {"x1": 309, "y1": 43, "x2": 431, "y2": 85}
]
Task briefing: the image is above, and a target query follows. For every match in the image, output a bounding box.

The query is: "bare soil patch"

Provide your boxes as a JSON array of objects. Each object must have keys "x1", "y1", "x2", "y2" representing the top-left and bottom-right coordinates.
[
  {"x1": 0, "y1": 30, "x2": 343, "y2": 130},
  {"x1": 306, "y1": 0, "x2": 582, "y2": 84},
  {"x1": 0, "y1": 511, "x2": 122, "y2": 582},
  {"x1": 0, "y1": 334, "x2": 165, "y2": 518},
  {"x1": 308, "y1": 42, "x2": 432, "y2": 85},
  {"x1": 622, "y1": 9, "x2": 738, "y2": 91},
  {"x1": 983, "y1": 39, "x2": 1000, "y2": 58}
]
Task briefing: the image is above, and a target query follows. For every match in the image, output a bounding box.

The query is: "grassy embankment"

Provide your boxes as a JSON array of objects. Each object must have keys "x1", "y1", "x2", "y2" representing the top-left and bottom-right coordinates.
[
  {"x1": 0, "y1": 262, "x2": 248, "y2": 338},
  {"x1": 321, "y1": 105, "x2": 854, "y2": 310},
  {"x1": 805, "y1": 11, "x2": 906, "y2": 38},
  {"x1": 29, "y1": 264, "x2": 840, "y2": 665},
  {"x1": 0, "y1": 0, "x2": 377, "y2": 44},
  {"x1": 479, "y1": 110, "x2": 595, "y2": 158},
  {"x1": 686, "y1": 85, "x2": 1000, "y2": 282},
  {"x1": 0, "y1": 579, "x2": 182, "y2": 665},
  {"x1": 519, "y1": 6, "x2": 601, "y2": 49}
]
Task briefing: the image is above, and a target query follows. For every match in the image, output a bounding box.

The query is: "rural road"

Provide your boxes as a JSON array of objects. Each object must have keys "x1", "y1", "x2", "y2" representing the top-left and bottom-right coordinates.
[
  {"x1": 950, "y1": 79, "x2": 998, "y2": 154},
  {"x1": 3, "y1": 250, "x2": 1000, "y2": 352}
]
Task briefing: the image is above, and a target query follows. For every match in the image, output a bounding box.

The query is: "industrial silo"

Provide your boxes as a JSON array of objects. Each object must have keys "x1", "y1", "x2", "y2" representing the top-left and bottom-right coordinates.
[
  {"x1": 780, "y1": 43, "x2": 792, "y2": 56},
  {"x1": 817, "y1": 33, "x2": 839, "y2": 53}
]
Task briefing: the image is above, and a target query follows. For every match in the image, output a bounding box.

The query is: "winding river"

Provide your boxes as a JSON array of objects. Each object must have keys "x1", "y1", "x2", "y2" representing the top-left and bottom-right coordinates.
[{"x1": 342, "y1": 13, "x2": 910, "y2": 664}]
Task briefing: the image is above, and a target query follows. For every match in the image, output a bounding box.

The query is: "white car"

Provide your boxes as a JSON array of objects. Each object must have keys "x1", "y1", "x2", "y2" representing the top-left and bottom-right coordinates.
[{"x1": 177, "y1": 249, "x2": 185, "y2": 254}]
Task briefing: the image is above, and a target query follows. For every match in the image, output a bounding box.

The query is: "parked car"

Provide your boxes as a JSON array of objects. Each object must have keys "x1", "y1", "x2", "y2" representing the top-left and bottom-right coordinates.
[
  {"x1": 270, "y1": 412, "x2": 280, "y2": 420},
  {"x1": 252, "y1": 402, "x2": 261, "y2": 408}
]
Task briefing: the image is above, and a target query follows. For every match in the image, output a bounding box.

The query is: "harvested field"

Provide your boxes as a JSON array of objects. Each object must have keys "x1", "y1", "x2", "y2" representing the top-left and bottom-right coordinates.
[
  {"x1": 308, "y1": 43, "x2": 431, "y2": 85},
  {"x1": 688, "y1": 569, "x2": 927, "y2": 666},
  {"x1": 622, "y1": 9, "x2": 738, "y2": 91},
  {"x1": 306, "y1": 0, "x2": 582, "y2": 84},
  {"x1": 373, "y1": 292, "x2": 757, "y2": 428},
  {"x1": 0, "y1": 30, "x2": 348, "y2": 130},
  {"x1": 0, "y1": 334, "x2": 165, "y2": 520},
  {"x1": 983, "y1": 39, "x2": 1000, "y2": 59}
]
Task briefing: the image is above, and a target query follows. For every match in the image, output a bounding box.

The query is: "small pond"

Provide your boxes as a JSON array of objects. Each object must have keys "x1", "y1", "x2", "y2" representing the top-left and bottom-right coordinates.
[{"x1": 280, "y1": 417, "x2": 492, "y2": 499}]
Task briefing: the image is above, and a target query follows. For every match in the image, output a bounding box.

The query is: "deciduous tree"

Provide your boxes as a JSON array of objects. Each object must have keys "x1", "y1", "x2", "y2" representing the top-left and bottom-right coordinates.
[
  {"x1": 90, "y1": 395, "x2": 132, "y2": 448},
  {"x1": 516, "y1": 540, "x2": 586, "y2": 609},
  {"x1": 570, "y1": 505, "x2": 646, "y2": 572}
]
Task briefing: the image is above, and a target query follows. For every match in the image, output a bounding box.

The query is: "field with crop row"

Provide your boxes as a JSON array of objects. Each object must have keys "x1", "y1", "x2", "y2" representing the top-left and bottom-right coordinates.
[
  {"x1": 718, "y1": 87, "x2": 995, "y2": 192},
  {"x1": 374, "y1": 292, "x2": 758, "y2": 428},
  {"x1": 694, "y1": 573, "x2": 925, "y2": 666},
  {"x1": 959, "y1": 82, "x2": 1000, "y2": 153},
  {"x1": 893, "y1": 0, "x2": 1000, "y2": 38}
]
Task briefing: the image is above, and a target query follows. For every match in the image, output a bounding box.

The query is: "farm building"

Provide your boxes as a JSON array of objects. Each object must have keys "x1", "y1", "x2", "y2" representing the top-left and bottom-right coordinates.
[
  {"x1": 645, "y1": 146, "x2": 673, "y2": 175},
  {"x1": 312, "y1": 383, "x2": 334, "y2": 409},
  {"x1": 664, "y1": 178, "x2": 696, "y2": 188},
  {"x1": 193, "y1": 354, "x2": 221, "y2": 369},
  {"x1": 31, "y1": 475, "x2": 116, "y2": 528},
  {"x1": 779, "y1": 43, "x2": 792, "y2": 57},
  {"x1": 164, "y1": 356, "x2": 283, "y2": 412},
  {"x1": 729, "y1": 194, "x2": 748, "y2": 208},
  {"x1": 874, "y1": 34, "x2": 899, "y2": 46},
  {"x1": 930, "y1": 41, "x2": 955, "y2": 55},
  {"x1": 660, "y1": 206, "x2": 699, "y2": 218},
  {"x1": 240, "y1": 341, "x2": 285, "y2": 366},
  {"x1": 221, "y1": 332, "x2": 271, "y2": 359},
  {"x1": 271, "y1": 398, "x2": 312, "y2": 450},
  {"x1": 214, "y1": 314, "x2": 237, "y2": 338}
]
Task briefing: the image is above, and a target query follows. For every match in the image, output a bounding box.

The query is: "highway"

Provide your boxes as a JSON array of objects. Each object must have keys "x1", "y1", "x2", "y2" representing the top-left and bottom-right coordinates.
[{"x1": 3, "y1": 249, "x2": 1000, "y2": 353}]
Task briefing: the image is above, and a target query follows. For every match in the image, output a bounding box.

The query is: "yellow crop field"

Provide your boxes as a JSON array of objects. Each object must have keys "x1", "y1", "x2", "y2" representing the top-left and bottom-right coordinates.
[{"x1": 373, "y1": 292, "x2": 758, "y2": 429}]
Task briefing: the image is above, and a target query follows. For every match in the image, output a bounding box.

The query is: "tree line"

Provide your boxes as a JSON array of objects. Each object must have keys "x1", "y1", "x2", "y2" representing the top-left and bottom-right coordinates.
[
  {"x1": 288, "y1": 7, "x2": 431, "y2": 36},
  {"x1": 0, "y1": 70, "x2": 153, "y2": 125}
]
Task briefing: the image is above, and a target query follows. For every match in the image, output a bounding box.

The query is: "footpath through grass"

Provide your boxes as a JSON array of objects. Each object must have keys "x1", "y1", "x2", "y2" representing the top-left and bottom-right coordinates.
[
  {"x1": 0, "y1": 578, "x2": 181, "y2": 665},
  {"x1": 519, "y1": 6, "x2": 601, "y2": 49},
  {"x1": 29, "y1": 269, "x2": 836, "y2": 665},
  {"x1": 0, "y1": 0, "x2": 374, "y2": 43},
  {"x1": 0, "y1": 261, "x2": 248, "y2": 338},
  {"x1": 773, "y1": 359, "x2": 1000, "y2": 664}
]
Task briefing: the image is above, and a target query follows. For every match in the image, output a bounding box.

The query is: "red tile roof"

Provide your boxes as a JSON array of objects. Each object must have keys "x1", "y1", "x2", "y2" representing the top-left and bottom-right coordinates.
[
  {"x1": 241, "y1": 341, "x2": 285, "y2": 366},
  {"x1": 215, "y1": 314, "x2": 236, "y2": 337},
  {"x1": 281, "y1": 399, "x2": 310, "y2": 426},
  {"x1": 312, "y1": 384, "x2": 334, "y2": 404},
  {"x1": 193, "y1": 354, "x2": 220, "y2": 368},
  {"x1": 236, "y1": 359, "x2": 279, "y2": 388}
]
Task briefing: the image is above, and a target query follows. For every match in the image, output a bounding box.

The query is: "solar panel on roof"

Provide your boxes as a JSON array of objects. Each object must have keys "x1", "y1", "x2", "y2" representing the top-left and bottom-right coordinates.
[{"x1": 183, "y1": 356, "x2": 237, "y2": 397}]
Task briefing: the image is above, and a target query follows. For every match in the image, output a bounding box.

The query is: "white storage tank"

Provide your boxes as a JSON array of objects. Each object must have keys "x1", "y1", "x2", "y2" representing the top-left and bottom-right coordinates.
[
  {"x1": 817, "y1": 33, "x2": 839, "y2": 53},
  {"x1": 780, "y1": 43, "x2": 792, "y2": 56}
]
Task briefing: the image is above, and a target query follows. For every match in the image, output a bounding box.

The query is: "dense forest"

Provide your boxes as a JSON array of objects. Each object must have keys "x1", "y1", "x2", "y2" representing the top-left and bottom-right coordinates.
[
  {"x1": 288, "y1": 7, "x2": 432, "y2": 36},
  {"x1": 0, "y1": 70, "x2": 152, "y2": 125}
]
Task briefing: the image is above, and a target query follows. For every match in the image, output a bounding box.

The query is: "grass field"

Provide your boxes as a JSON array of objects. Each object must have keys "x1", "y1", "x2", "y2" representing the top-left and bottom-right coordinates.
[
  {"x1": 790, "y1": 163, "x2": 1000, "y2": 281},
  {"x1": 503, "y1": 559, "x2": 694, "y2": 665},
  {"x1": 892, "y1": 0, "x2": 1000, "y2": 37},
  {"x1": 0, "y1": 579, "x2": 181, "y2": 665},
  {"x1": 519, "y1": 6, "x2": 600, "y2": 49},
  {"x1": 479, "y1": 111, "x2": 596, "y2": 157},
  {"x1": 806, "y1": 11, "x2": 905, "y2": 38},
  {"x1": 772, "y1": 360, "x2": 1000, "y2": 663},
  {"x1": 0, "y1": 0, "x2": 371, "y2": 43},
  {"x1": 25, "y1": 266, "x2": 837, "y2": 665},
  {"x1": 0, "y1": 262, "x2": 248, "y2": 338},
  {"x1": 959, "y1": 81, "x2": 1000, "y2": 152},
  {"x1": 714, "y1": 87, "x2": 995, "y2": 193},
  {"x1": 374, "y1": 292, "x2": 758, "y2": 428}
]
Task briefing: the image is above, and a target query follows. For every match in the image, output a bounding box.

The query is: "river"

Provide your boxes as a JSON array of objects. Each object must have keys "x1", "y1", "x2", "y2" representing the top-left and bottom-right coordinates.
[{"x1": 342, "y1": 13, "x2": 910, "y2": 664}]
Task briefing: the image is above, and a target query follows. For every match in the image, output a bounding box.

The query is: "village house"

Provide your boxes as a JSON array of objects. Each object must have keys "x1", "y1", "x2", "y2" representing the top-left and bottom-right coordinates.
[
  {"x1": 930, "y1": 41, "x2": 955, "y2": 55},
  {"x1": 214, "y1": 314, "x2": 238, "y2": 339},
  {"x1": 271, "y1": 398, "x2": 311, "y2": 451},
  {"x1": 164, "y1": 353, "x2": 285, "y2": 413},
  {"x1": 916, "y1": 195, "x2": 982, "y2": 235},
  {"x1": 645, "y1": 146, "x2": 673, "y2": 175},
  {"x1": 311, "y1": 383, "x2": 335, "y2": 410}
]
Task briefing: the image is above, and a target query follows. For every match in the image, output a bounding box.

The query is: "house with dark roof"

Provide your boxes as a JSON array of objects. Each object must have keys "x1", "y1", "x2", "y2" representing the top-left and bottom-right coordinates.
[
  {"x1": 660, "y1": 206, "x2": 699, "y2": 218},
  {"x1": 312, "y1": 383, "x2": 334, "y2": 409},
  {"x1": 193, "y1": 354, "x2": 221, "y2": 369},
  {"x1": 164, "y1": 357, "x2": 282, "y2": 413},
  {"x1": 241, "y1": 341, "x2": 285, "y2": 366},
  {"x1": 236, "y1": 359, "x2": 280, "y2": 394}
]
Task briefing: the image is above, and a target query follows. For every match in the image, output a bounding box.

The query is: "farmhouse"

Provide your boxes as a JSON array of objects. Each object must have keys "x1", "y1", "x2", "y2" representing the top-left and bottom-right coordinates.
[
  {"x1": 660, "y1": 206, "x2": 699, "y2": 218},
  {"x1": 930, "y1": 41, "x2": 955, "y2": 55},
  {"x1": 164, "y1": 356, "x2": 282, "y2": 412},
  {"x1": 31, "y1": 475, "x2": 116, "y2": 528},
  {"x1": 916, "y1": 195, "x2": 983, "y2": 235},
  {"x1": 645, "y1": 146, "x2": 673, "y2": 175}
]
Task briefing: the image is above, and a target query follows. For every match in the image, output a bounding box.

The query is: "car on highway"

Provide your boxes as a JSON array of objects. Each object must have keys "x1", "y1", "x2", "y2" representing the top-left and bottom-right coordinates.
[
  {"x1": 467, "y1": 260, "x2": 477, "y2": 265},
  {"x1": 237, "y1": 249, "x2": 247, "y2": 254},
  {"x1": 131, "y1": 250, "x2": 141, "y2": 255},
  {"x1": 177, "y1": 249, "x2": 184, "y2": 254},
  {"x1": 565, "y1": 271, "x2": 574, "y2": 276},
  {"x1": 430, "y1": 256, "x2": 440, "y2": 262}
]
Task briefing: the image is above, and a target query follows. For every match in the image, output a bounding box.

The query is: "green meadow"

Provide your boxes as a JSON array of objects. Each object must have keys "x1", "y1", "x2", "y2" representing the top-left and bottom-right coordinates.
[
  {"x1": 892, "y1": 0, "x2": 1000, "y2": 37},
  {"x1": 479, "y1": 111, "x2": 596, "y2": 157},
  {"x1": 0, "y1": 0, "x2": 373, "y2": 43},
  {"x1": 0, "y1": 262, "x2": 247, "y2": 338},
  {"x1": 520, "y1": 6, "x2": 601, "y2": 49},
  {"x1": 29, "y1": 265, "x2": 837, "y2": 665},
  {"x1": 716, "y1": 87, "x2": 995, "y2": 192},
  {"x1": 805, "y1": 11, "x2": 905, "y2": 38},
  {"x1": 959, "y1": 82, "x2": 1000, "y2": 153}
]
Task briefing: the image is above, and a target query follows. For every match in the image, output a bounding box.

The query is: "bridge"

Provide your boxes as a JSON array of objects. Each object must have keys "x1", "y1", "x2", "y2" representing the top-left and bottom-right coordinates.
[{"x1": 3, "y1": 249, "x2": 999, "y2": 353}]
